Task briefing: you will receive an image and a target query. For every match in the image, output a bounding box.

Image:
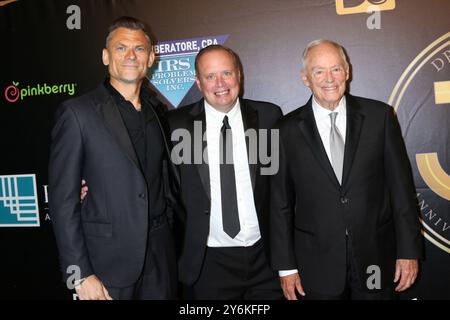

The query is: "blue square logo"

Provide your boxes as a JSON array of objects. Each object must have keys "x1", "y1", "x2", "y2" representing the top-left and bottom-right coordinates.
[{"x1": 0, "y1": 174, "x2": 40, "y2": 227}]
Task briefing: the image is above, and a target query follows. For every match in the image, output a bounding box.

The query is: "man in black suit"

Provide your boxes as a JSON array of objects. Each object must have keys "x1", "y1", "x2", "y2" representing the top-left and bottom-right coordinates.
[
  {"x1": 49, "y1": 16, "x2": 177, "y2": 300},
  {"x1": 270, "y1": 39, "x2": 423, "y2": 300},
  {"x1": 168, "y1": 45, "x2": 283, "y2": 299}
]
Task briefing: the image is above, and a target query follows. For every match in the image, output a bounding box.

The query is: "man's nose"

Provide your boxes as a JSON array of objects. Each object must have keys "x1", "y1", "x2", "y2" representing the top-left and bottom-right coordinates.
[
  {"x1": 325, "y1": 69, "x2": 333, "y2": 82},
  {"x1": 125, "y1": 49, "x2": 137, "y2": 60},
  {"x1": 215, "y1": 75, "x2": 225, "y2": 86}
]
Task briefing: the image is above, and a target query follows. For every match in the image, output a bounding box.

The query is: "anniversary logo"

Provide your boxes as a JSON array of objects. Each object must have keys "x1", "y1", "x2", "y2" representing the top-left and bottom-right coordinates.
[
  {"x1": 148, "y1": 35, "x2": 228, "y2": 108},
  {"x1": 389, "y1": 32, "x2": 450, "y2": 254}
]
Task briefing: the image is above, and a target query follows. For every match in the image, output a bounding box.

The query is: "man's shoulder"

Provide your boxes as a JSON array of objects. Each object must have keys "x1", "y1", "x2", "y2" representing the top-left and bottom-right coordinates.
[
  {"x1": 141, "y1": 84, "x2": 168, "y2": 116},
  {"x1": 170, "y1": 101, "x2": 197, "y2": 113},
  {"x1": 241, "y1": 99, "x2": 283, "y2": 128},
  {"x1": 276, "y1": 102, "x2": 309, "y2": 129},
  {"x1": 348, "y1": 94, "x2": 391, "y2": 114},
  {"x1": 168, "y1": 101, "x2": 197, "y2": 118},
  {"x1": 242, "y1": 98, "x2": 281, "y2": 114},
  {"x1": 58, "y1": 85, "x2": 105, "y2": 112},
  {"x1": 166, "y1": 100, "x2": 201, "y2": 129}
]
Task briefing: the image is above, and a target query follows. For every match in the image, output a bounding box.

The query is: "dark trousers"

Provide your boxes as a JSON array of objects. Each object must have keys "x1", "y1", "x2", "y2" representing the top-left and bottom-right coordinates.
[
  {"x1": 301, "y1": 236, "x2": 397, "y2": 300},
  {"x1": 182, "y1": 240, "x2": 283, "y2": 300},
  {"x1": 106, "y1": 220, "x2": 177, "y2": 300}
]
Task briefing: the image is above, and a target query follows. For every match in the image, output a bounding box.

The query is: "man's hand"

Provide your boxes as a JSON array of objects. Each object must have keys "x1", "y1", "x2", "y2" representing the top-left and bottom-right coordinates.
[
  {"x1": 394, "y1": 259, "x2": 418, "y2": 292},
  {"x1": 80, "y1": 179, "x2": 88, "y2": 202},
  {"x1": 280, "y1": 273, "x2": 306, "y2": 300},
  {"x1": 75, "y1": 274, "x2": 113, "y2": 300}
]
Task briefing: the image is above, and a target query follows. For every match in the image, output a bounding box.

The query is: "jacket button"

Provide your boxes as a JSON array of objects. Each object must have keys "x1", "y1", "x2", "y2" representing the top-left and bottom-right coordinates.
[
  {"x1": 340, "y1": 197, "x2": 349, "y2": 204},
  {"x1": 204, "y1": 209, "x2": 210, "y2": 215},
  {"x1": 139, "y1": 193, "x2": 146, "y2": 199}
]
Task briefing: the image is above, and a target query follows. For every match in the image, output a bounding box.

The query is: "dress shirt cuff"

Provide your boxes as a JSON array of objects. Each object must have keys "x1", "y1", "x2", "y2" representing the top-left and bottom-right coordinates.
[{"x1": 279, "y1": 269, "x2": 298, "y2": 277}]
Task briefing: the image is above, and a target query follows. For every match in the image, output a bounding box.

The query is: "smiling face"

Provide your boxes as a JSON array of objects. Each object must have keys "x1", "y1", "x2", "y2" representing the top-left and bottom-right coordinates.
[
  {"x1": 301, "y1": 43, "x2": 349, "y2": 110},
  {"x1": 102, "y1": 27, "x2": 154, "y2": 86},
  {"x1": 195, "y1": 48, "x2": 241, "y2": 113}
]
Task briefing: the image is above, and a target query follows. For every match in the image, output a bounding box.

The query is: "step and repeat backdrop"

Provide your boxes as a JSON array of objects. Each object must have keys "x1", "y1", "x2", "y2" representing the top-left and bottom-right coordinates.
[{"x1": 0, "y1": 0, "x2": 449, "y2": 299}]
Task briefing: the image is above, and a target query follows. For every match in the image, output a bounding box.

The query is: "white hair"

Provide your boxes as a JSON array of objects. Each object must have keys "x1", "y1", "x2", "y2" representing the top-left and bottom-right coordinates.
[{"x1": 301, "y1": 39, "x2": 349, "y2": 71}]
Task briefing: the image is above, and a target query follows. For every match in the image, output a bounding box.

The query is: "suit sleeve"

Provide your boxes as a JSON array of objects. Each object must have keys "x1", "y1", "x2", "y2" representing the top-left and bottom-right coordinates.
[
  {"x1": 384, "y1": 106, "x2": 424, "y2": 259},
  {"x1": 269, "y1": 123, "x2": 298, "y2": 270},
  {"x1": 48, "y1": 104, "x2": 94, "y2": 282},
  {"x1": 149, "y1": 99, "x2": 183, "y2": 230},
  {"x1": 165, "y1": 112, "x2": 187, "y2": 226}
]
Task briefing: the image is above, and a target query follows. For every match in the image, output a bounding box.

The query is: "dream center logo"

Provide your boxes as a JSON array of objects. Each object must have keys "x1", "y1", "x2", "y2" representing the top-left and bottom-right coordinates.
[{"x1": 389, "y1": 32, "x2": 450, "y2": 253}]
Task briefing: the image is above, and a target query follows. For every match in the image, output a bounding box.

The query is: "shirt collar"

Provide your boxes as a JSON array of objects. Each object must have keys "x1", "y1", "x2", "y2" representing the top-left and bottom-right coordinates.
[
  {"x1": 104, "y1": 78, "x2": 150, "y2": 112},
  {"x1": 312, "y1": 95, "x2": 346, "y2": 121},
  {"x1": 204, "y1": 98, "x2": 241, "y2": 126},
  {"x1": 105, "y1": 79, "x2": 126, "y2": 103}
]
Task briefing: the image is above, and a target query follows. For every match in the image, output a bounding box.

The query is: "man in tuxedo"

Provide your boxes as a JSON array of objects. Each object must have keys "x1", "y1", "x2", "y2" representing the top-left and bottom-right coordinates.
[
  {"x1": 168, "y1": 45, "x2": 283, "y2": 299},
  {"x1": 49, "y1": 16, "x2": 178, "y2": 300},
  {"x1": 270, "y1": 39, "x2": 423, "y2": 300}
]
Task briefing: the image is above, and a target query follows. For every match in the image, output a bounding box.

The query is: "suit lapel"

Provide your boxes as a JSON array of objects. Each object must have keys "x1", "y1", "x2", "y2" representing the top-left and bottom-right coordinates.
[
  {"x1": 297, "y1": 98, "x2": 341, "y2": 189},
  {"x1": 189, "y1": 100, "x2": 211, "y2": 201},
  {"x1": 342, "y1": 95, "x2": 364, "y2": 190},
  {"x1": 93, "y1": 85, "x2": 140, "y2": 169},
  {"x1": 240, "y1": 100, "x2": 258, "y2": 190}
]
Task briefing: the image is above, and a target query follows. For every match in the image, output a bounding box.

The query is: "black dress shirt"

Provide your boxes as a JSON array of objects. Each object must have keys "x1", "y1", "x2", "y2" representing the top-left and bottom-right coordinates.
[{"x1": 105, "y1": 81, "x2": 166, "y2": 220}]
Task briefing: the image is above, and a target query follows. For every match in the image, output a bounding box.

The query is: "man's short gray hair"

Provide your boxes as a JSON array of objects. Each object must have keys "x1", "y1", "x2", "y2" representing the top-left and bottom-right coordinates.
[
  {"x1": 301, "y1": 39, "x2": 349, "y2": 71},
  {"x1": 105, "y1": 16, "x2": 151, "y2": 48}
]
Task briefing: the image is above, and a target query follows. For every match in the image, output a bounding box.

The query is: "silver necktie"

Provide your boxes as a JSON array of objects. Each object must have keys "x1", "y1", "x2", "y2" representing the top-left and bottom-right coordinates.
[{"x1": 329, "y1": 112, "x2": 344, "y2": 184}]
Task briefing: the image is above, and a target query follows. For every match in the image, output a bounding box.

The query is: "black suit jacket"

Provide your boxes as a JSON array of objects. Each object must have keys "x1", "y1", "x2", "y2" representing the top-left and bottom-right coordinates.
[
  {"x1": 49, "y1": 84, "x2": 177, "y2": 288},
  {"x1": 167, "y1": 99, "x2": 282, "y2": 286},
  {"x1": 270, "y1": 94, "x2": 423, "y2": 295}
]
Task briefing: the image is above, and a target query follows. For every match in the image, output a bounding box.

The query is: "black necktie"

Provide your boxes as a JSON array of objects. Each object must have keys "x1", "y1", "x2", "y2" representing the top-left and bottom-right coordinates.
[{"x1": 220, "y1": 115, "x2": 240, "y2": 238}]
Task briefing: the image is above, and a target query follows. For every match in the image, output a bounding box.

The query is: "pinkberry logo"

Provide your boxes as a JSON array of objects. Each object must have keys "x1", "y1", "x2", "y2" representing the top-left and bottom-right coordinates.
[
  {"x1": 4, "y1": 81, "x2": 76, "y2": 103},
  {"x1": 5, "y1": 81, "x2": 20, "y2": 102}
]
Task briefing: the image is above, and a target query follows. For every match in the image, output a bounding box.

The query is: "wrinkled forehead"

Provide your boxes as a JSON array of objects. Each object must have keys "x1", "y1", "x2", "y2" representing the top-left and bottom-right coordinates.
[
  {"x1": 306, "y1": 44, "x2": 347, "y2": 68},
  {"x1": 197, "y1": 49, "x2": 238, "y2": 70},
  {"x1": 107, "y1": 27, "x2": 151, "y2": 47}
]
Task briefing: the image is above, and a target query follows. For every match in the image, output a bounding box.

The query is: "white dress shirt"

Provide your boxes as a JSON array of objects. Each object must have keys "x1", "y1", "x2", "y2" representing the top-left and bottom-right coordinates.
[
  {"x1": 312, "y1": 96, "x2": 347, "y2": 160},
  {"x1": 204, "y1": 99, "x2": 261, "y2": 247},
  {"x1": 279, "y1": 96, "x2": 347, "y2": 277}
]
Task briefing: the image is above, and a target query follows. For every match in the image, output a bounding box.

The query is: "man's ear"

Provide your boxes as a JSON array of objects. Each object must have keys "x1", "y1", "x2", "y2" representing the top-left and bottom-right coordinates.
[
  {"x1": 301, "y1": 70, "x2": 310, "y2": 87},
  {"x1": 102, "y1": 48, "x2": 109, "y2": 66},
  {"x1": 195, "y1": 76, "x2": 202, "y2": 91},
  {"x1": 148, "y1": 50, "x2": 155, "y2": 68}
]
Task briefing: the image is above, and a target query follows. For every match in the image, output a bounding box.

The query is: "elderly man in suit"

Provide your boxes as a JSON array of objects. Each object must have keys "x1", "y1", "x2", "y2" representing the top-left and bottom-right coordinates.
[{"x1": 270, "y1": 39, "x2": 423, "y2": 300}]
